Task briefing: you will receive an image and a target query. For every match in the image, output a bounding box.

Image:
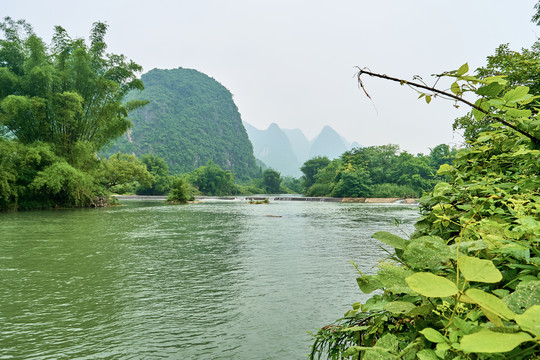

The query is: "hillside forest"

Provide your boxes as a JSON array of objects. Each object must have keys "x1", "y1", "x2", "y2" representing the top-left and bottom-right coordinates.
[{"x1": 0, "y1": 17, "x2": 457, "y2": 211}]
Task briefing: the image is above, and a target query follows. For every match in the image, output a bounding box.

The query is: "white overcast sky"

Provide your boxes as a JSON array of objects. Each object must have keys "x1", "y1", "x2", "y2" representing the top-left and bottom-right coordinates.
[{"x1": 3, "y1": 0, "x2": 539, "y2": 154}]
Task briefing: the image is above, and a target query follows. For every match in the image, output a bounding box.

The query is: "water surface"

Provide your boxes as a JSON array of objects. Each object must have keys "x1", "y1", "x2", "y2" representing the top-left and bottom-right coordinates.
[{"x1": 0, "y1": 200, "x2": 419, "y2": 359}]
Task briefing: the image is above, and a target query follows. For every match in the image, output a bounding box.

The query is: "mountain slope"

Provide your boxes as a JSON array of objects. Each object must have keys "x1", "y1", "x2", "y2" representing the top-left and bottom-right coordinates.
[
  {"x1": 282, "y1": 128, "x2": 310, "y2": 165},
  {"x1": 308, "y1": 125, "x2": 350, "y2": 160},
  {"x1": 108, "y1": 68, "x2": 258, "y2": 180},
  {"x1": 243, "y1": 122, "x2": 301, "y2": 177}
]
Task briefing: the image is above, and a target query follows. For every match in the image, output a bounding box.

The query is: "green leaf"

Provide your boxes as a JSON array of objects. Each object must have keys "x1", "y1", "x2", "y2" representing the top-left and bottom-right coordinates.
[
  {"x1": 425, "y1": 95, "x2": 432, "y2": 104},
  {"x1": 450, "y1": 82, "x2": 461, "y2": 95},
  {"x1": 460, "y1": 330, "x2": 532, "y2": 353},
  {"x1": 504, "y1": 280, "x2": 540, "y2": 314},
  {"x1": 514, "y1": 305, "x2": 540, "y2": 336},
  {"x1": 506, "y1": 108, "x2": 532, "y2": 118},
  {"x1": 458, "y1": 255, "x2": 502, "y2": 283},
  {"x1": 357, "y1": 275, "x2": 382, "y2": 293},
  {"x1": 436, "y1": 163, "x2": 453, "y2": 176},
  {"x1": 416, "y1": 349, "x2": 438, "y2": 360},
  {"x1": 433, "y1": 182, "x2": 452, "y2": 197},
  {"x1": 476, "y1": 82, "x2": 505, "y2": 97},
  {"x1": 403, "y1": 236, "x2": 454, "y2": 270},
  {"x1": 406, "y1": 273, "x2": 458, "y2": 297},
  {"x1": 503, "y1": 86, "x2": 530, "y2": 103},
  {"x1": 384, "y1": 301, "x2": 416, "y2": 314},
  {"x1": 372, "y1": 231, "x2": 407, "y2": 250},
  {"x1": 420, "y1": 328, "x2": 447, "y2": 343},
  {"x1": 377, "y1": 264, "x2": 416, "y2": 295},
  {"x1": 457, "y1": 63, "x2": 469, "y2": 76},
  {"x1": 465, "y1": 288, "x2": 516, "y2": 320}
]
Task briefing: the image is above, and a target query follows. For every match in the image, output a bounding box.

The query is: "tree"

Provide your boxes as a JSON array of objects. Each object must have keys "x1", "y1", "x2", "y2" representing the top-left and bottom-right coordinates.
[
  {"x1": 136, "y1": 154, "x2": 170, "y2": 195},
  {"x1": 99, "y1": 153, "x2": 154, "y2": 191},
  {"x1": 330, "y1": 165, "x2": 372, "y2": 198},
  {"x1": 0, "y1": 18, "x2": 148, "y2": 210},
  {"x1": 188, "y1": 160, "x2": 236, "y2": 196},
  {"x1": 167, "y1": 176, "x2": 193, "y2": 203},
  {"x1": 300, "y1": 156, "x2": 330, "y2": 190},
  {"x1": 262, "y1": 169, "x2": 282, "y2": 194},
  {"x1": 0, "y1": 17, "x2": 146, "y2": 162}
]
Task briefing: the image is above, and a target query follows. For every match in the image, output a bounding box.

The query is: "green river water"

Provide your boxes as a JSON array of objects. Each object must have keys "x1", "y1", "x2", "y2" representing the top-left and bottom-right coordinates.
[{"x1": 0, "y1": 199, "x2": 420, "y2": 359}]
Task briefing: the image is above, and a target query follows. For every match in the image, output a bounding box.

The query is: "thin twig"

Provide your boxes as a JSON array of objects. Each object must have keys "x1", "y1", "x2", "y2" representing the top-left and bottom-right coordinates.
[{"x1": 355, "y1": 68, "x2": 540, "y2": 145}]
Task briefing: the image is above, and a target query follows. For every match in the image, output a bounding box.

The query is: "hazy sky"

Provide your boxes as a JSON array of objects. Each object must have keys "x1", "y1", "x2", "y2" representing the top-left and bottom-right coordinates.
[{"x1": 3, "y1": 1, "x2": 539, "y2": 154}]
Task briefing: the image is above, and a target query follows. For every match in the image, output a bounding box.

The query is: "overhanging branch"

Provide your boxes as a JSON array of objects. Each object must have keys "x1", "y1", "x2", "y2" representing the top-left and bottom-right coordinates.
[{"x1": 356, "y1": 68, "x2": 540, "y2": 145}]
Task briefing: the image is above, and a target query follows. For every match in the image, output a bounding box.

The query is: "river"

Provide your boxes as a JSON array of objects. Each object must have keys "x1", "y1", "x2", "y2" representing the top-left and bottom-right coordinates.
[{"x1": 0, "y1": 199, "x2": 420, "y2": 359}]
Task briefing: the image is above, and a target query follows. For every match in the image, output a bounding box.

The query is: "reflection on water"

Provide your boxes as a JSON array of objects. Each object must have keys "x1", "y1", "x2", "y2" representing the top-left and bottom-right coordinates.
[{"x1": 0, "y1": 201, "x2": 419, "y2": 359}]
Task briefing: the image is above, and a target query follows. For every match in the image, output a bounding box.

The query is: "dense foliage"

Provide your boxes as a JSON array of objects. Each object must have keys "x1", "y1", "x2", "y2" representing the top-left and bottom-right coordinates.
[
  {"x1": 0, "y1": 18, "x2": 150, "y2": 210},
  {"x1": 301, "y1": 144, "x2": 456, "y2": 198},
  {"x1": 107, "y1": 68, "x2": 259, "y2": 180},
  {"x1": 310, "y1": 55, "x2": 540, "y2": 359}
]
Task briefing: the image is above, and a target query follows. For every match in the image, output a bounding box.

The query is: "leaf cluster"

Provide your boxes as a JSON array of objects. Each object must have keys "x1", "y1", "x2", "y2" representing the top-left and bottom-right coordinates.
[{"x1": 311, "y1": 62, "x2": 540, "y2": 359}]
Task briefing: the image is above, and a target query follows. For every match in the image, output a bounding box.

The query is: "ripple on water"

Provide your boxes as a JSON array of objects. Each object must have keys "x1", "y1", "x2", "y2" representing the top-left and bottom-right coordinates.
[{"x1": 0, "y1": 200, "x2": 419, "y2": 359}]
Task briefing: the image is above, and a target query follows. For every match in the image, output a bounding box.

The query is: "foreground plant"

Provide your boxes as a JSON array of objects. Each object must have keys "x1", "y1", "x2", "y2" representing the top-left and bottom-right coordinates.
[{"x1": 310, "y1": 62, "x2": 540, "y2": 359}]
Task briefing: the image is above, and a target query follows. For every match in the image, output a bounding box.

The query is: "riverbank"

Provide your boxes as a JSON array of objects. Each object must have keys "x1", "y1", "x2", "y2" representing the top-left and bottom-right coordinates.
[{"x1": 113, "y1": 195, "x2": 419, "y2": 204}]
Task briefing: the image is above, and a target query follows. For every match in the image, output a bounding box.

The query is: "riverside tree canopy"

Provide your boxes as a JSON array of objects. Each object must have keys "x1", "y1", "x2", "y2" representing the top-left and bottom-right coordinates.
[
  {"x1": 0, "y1": 17, "x2": 146, "y2": 160},
  {"x1": 0, "y1": 17, "x2": 150, "y2": 210}
]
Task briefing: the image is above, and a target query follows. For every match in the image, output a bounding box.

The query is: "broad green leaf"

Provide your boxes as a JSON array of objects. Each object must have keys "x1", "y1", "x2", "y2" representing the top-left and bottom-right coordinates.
[
  {"x1": 460, "y1": 330, "x2": 532, "y2": 353},
  {"x1": 403, "y1": 236, "x2": 454, "y2": 270},
  {"x1": 435, "y1": 342, "x2": 451, "y2": 359},
  {"x1": 436, "y1": 163, "x2": 453, "y2": 176},
  {"x1": 481, "y1": 307, "x2": 504, "y2": 327},
  {"x1": 465, "y1": 288, "x2": 516, "y2": 320},
  {"x1": 457, "y1": 63, "x2": 469, "y2": 76},
  {"x1": 372, "y1": 231, "x2": 407, "y2": 250},
  {"x1": 458, "y1": 255, "x2": 502, "y2": 283},
  {"x1": 384, "y1": 301, "x2": 416, "y2": 314},
  {"x1": 406, "y1": 273, "x2": 458, "y2": 297},
  {"x1": 504, "y1": 280, "x2": 540, "y2": 314},
  {"x1": 506, "y1": 108, "x2": 532, "y2": 118},
  {"x1": 357, "y1": 275, "x2": 382, "y2": 293},
  {"x1": 425, "y1": 95, "x2": 432, "y2": 104},
  {"x1": 476, "y1": 82, "x2": 505, "y2": 97},
  {"x1": 514, "y1": 305, "x2": 540, "y2": 336},
  {"x1": 377, "y1": 263, "x2": 416, "y2": 295},
  {"x1": 420, "y1": 328, "x2": 447, "y2": 343},
  {"x1": 416, "y1": 349, "x2": 438, "y2": 360},
  {"x1": 450, "y1": 82, "x2": 461, "y2": 95},
  {"x1": 503, "y1": 86, "x2": 530, "y2": 103},
  {"x1": 484, "y1": 75, "x2": 507, "y2": 85},
  {"x1": 433, "y1": 182, "x2": 452, "y2": 197}
]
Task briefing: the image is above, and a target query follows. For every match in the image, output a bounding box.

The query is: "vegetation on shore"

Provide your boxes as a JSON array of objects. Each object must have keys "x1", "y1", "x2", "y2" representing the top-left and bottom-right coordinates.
[
  {"x1": 299, "y1": 144, "x2": 456, "y2": 199},
  {"x1": 0, "y1": 18, "x2": 150, "y2": 210},
  {"x1": 309, "y1": 18, "x2": 540, "y2": 360}
]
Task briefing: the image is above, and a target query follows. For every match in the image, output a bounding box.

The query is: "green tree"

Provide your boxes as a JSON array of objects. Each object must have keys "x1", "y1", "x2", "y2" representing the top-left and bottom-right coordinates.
[
  {"x1": 300, "y1": 156, "x2": 330, "y2": 190},
  {"x1": 330, "y1": 166, "x2": 372, "y2": 197},
  {"x1": 136, "y1": 154, "x2": 170, "y2": 195},
  {"x1": 0, "y1": 17, "x2": 146, "y2": 162},
  {"x1": 99, "y1": 153, "x2": 154, "y2": 191},
  {"x1": 188, "y1": 160, "x2": 236, "y2": 196},
  {"x1": 167, "y1": 176, "x2": 193, "y2": 203},
  {"x1": 262, "y1": 169, "x2": 282, "y2": 194}
]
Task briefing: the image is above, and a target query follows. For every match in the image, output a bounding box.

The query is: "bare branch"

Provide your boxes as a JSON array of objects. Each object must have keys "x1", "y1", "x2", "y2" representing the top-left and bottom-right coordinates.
[{"x1": 355, "y1": 68, "x2": 540, "y2": 145}]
